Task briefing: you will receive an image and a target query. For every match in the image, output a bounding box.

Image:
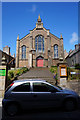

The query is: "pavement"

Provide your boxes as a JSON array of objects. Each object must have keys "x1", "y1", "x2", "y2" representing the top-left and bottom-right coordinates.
[
  {"x1": 1, "y1": 107, "x2": 80, "y2": 120},
  {"x1": 0, "y1": 98, "x2": 2, "y2": 120},
  {"x1": 0, "y1": 94, "x2": 80, "y2": 120},
  {"x1": 0, "y1": 98, "x2": 2, "y2": 107}
]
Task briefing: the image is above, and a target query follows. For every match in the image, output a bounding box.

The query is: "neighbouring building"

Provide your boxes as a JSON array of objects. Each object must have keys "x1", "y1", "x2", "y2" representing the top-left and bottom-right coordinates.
[
  {"x1": 65, "y1": 44, "x2": 80, "y2": 67},
  {"x1": 64, "y1": 49, "x2": 68, "y2": 59},
  {"x1": 16, "y1": 15, "x2": 64, "y2": 68},
  {"x1": 0, "y1": 46, "x2": 15, "y2": 69}
]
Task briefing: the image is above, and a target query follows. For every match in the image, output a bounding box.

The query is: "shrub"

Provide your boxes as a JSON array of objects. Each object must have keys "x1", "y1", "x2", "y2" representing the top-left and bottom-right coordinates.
[
  {"x1": 7, "y1": 75, "x2": 11, "y2": 81},
  {"x1": 22, "y1": 67, "x2": 29, "y2": 72},
  {"x1": 67, "y1": 67, "x2": 80, "y2": 80},
  {"x1": 8, "y1": 67, "x2": 28, "y2": 81},
  {"x1": 14, "y1": 69, "x2": 21, "y2": 76},
  {"x1": 8, "y1": 70, "x2": 14, "y2": 79},
  {"x1": 50, "y1": 66, "x2": 58, "y2": 84},
  {"x1": 50, "y1": 66, "x2": 57, "y2": 73},
  {"x1": 75, "y1": 64, "x2": 80, "y2": 70}
]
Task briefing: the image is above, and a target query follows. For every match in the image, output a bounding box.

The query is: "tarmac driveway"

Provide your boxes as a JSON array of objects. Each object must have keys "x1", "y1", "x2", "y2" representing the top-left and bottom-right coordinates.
[{"x1": 1, "y1": 107, "x2": 80, "y2": 120}]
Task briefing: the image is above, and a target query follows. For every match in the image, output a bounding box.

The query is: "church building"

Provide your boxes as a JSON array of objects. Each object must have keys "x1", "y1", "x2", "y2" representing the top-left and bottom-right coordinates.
[{"x1": 16, "y1": 15, "x2": 64, "y2": 68}]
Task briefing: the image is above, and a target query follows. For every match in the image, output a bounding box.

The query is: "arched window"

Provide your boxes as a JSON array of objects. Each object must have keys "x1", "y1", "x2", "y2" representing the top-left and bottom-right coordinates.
[
  {"x1": 54, "y1": 45, "x2": 58, "y2": 58},
  {"x1": 22, "y1": 45, "x2": 26, "y2": 59},
  {"x1": 35, "y1": 35, "x2": 44, "y2": 52}
]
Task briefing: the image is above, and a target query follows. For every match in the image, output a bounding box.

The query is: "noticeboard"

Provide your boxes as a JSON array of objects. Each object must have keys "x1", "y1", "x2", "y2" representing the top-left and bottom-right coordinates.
[
  {"x1": 0, "y1": 68, "x2": 6, "y2": 76},
  {"x1": 60, "y1": 65, "x2": 67, "y2": 77}
]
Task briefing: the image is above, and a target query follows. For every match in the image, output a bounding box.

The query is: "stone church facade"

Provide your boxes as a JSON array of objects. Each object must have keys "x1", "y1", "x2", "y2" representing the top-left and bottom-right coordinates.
[{"x1": 16, "y1": 15, "x2": 64, "y2": 68}]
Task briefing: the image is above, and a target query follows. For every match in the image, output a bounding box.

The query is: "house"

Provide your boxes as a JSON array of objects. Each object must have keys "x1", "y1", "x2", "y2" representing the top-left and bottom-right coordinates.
[
  {"x1": 0, "y1": 46, "x2": 15, "y2": 69},
  {"x1": 65, "y1": 44, "x2": 80, "y2": 67}
]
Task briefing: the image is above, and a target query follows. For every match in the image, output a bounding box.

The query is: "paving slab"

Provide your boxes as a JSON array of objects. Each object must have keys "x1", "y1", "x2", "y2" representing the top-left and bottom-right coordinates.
[{"x1": 0, "y1": 98, "x2": 2, "y2": 106}]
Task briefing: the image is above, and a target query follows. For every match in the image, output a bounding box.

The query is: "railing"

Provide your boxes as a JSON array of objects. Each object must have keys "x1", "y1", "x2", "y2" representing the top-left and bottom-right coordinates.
[{"x1": 8, "y1": 58, "x2": 15, "y2": 65}]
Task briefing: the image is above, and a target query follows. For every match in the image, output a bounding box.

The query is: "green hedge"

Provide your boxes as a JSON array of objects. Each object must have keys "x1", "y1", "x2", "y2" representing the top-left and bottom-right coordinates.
[
  {"x1": 75, "y1": 64, "x2": 80, "y2": 70},
  {"x1": 50, "y1": 66, "x2": 58, "y2": 81},
  {"x1": 50, "y1": 66, "x2": 57, "y2": 73},
  {"x1": 7, "y1": 67, "x2": 29, "y2": 81}
]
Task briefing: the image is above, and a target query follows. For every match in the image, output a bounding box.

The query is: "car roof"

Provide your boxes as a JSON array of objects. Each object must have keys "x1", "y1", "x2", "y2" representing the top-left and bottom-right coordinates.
[{"x1": 13, "y1": 79, "x2": 46, "y2": 83}]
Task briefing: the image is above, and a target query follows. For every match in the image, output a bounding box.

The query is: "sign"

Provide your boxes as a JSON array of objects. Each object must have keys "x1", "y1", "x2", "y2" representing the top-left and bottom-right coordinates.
[
  {"x1": 60, "y1": 78, "x2": 67, "y2": 86},
  {"x1": 0, "y1": 65, "x2": 6, "y2": 98},
  {"x1": 70, "y1": 72, "x2": 76, "y2": 74},
  {"x1": 0, "y1": 68, "x2": 6, "y2": 76}
]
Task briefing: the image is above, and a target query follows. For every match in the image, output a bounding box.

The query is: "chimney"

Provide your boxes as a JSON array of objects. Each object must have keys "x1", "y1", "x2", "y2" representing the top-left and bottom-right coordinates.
[
  {"x1": 3, "y1": 46, "x2": 10, "y2": 55},
  {"x1": 75, "y1": 44, "x2": 79, "y2": 50}
]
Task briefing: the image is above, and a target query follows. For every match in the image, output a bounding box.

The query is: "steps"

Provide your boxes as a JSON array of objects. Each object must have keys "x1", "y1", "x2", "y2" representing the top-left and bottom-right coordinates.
[{"x1": 17, "y1": 68, "x2": 56, "y2": 85}]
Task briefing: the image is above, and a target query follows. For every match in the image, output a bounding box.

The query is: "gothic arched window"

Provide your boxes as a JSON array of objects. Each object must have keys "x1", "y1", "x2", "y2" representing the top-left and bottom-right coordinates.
[
  {"x1": 54, "y1": 44, "x2": 58, "y2": 58},
  {"x1": 22, "y1": 45, "x2": 26, "y2": 59},
  {"x1": 35, "y1": 35, "x2": 44, "y2": 52}
]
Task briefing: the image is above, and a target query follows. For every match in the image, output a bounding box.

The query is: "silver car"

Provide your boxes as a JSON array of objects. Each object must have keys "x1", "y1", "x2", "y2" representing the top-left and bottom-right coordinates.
[{"x1": 2, "y1": 79, "x2": 79, "y2": 116}]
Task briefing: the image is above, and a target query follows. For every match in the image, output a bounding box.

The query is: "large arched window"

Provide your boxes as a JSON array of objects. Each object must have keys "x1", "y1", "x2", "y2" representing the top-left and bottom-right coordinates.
[
  {"x1": 35, "y1": 35, "x2": 44, "y2": 52},
  {"x1": 54, "y1": 44, "x2": 58, "y2": 58},
  {"x1": 22, "y1": 45, "x2": 26, "y2": 59}
]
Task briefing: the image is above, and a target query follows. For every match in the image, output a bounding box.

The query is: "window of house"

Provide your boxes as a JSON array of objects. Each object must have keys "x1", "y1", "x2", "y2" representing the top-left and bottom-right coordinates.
[
  {"x1": 72, "y1": 59, "x2": 74, "y2": 66},
  {"x1": 12, "y1": 83, "x2": 30, "y2": 92},
  {"x1": 75, "y1": 56, "x2": 76, "y2": 64},
  {"x1": 22, "y1": 45, "x2": 26, "y2": 59},
  {"x1": 54, "y1": 45, "x2": 58, "y2": 58},
  {"x1": 35, "y1": 35, "x2": 44, "y2": 52}
]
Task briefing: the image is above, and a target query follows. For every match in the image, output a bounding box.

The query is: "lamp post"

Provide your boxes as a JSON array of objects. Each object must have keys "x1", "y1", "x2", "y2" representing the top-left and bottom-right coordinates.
[
  {"x1": 32, "y1": 49, "x2": 36, "y2": 67},
  {"x1": 48, "y1": 49, "x2": 50, "y2": 67}
]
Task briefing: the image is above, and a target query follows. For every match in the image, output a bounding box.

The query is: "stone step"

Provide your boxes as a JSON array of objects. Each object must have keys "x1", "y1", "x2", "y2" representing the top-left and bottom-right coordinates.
[
  {"x1": 31, "y1": 67, "x2": 50, "y2": 70},
  {"x1": 17, "y1": 67, "x2": 55, "y2": 85},
  {"x1": 18, "y1": 76, "x2": 54, "y2": 79}
]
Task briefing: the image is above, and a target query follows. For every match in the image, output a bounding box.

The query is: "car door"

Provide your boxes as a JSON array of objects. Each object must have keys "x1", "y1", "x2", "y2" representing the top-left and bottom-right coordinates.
[
  {"x1": 11, "y1": 82, "x2": 33, "y2": 110},
  {"x1": 31, "y1": 82, "x2": 61, "y2": 109}
]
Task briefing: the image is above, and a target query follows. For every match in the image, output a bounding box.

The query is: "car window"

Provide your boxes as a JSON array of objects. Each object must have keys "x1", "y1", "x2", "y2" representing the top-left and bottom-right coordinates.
[
  {"x1": 12, "y1": 82, "x2": 30, "y2": 92},
  {"x1": 33, "y1": 82, "x2": 57, "y2": 92}
]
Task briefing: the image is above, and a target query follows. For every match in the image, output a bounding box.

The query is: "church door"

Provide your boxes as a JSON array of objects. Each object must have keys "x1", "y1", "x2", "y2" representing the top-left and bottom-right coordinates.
[{"x1": 37, "y1": 57, "x2": 43, "y2": 67}]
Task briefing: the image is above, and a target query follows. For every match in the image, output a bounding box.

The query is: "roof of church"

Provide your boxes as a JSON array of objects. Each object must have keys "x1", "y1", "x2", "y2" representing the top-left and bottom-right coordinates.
[{"x1": 19, "y1": 15, "x2": 61, "y2": 41}]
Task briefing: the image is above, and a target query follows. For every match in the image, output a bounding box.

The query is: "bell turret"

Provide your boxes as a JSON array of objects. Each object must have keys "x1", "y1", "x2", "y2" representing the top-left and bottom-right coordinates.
[{"x1": 36, "y1": 14, "x2": 43, "y2": 29}]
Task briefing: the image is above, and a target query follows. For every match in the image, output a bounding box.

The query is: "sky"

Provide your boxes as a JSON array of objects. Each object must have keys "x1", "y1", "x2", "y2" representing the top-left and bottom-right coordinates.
[{"x1": 1, "y1": 2, "x2": 78, "y2": 56}]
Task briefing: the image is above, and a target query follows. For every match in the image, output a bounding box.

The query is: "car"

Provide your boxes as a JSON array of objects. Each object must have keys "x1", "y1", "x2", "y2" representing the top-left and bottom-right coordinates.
[{"x1": 2, "y1": 79, "x2": 80, "y2": 116}]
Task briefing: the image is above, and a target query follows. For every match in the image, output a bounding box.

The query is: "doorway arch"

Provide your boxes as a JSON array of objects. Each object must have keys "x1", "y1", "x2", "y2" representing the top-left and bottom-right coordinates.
[{"x1": 36, "y1": 56, "x2": 44, "y2": 67}]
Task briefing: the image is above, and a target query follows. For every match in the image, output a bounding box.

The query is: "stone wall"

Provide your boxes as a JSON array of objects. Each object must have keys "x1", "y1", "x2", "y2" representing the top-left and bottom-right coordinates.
[{"x1": 67, "y1": 80, "x2": 80, "y2": 96}]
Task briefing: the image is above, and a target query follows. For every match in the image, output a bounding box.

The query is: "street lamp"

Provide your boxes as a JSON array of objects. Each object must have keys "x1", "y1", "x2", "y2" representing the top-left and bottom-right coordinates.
[{"x1": 31, "y1": 49, "x2": 36, "y2": 67}]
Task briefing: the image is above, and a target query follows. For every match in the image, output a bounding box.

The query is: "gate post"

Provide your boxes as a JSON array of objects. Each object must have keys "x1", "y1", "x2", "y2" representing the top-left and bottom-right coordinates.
[
  {"x1": 0, "y1": 56, "x2": 8, "y2": 98},
  {"x1": 57, "y1": 58, "x2": 67, "y2": 87}
]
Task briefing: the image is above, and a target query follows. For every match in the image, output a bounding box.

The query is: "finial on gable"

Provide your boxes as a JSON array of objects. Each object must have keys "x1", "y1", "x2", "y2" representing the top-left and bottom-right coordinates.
[
  {"x1": 38, "y1": 14, "x2": 41, "y2": 22},
  {"x1": 17, "y1": 34, "x2": 19, "y2": 40},
  {"x1": 60, "y1": 33, "x2": 63, "y2": 39}
]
